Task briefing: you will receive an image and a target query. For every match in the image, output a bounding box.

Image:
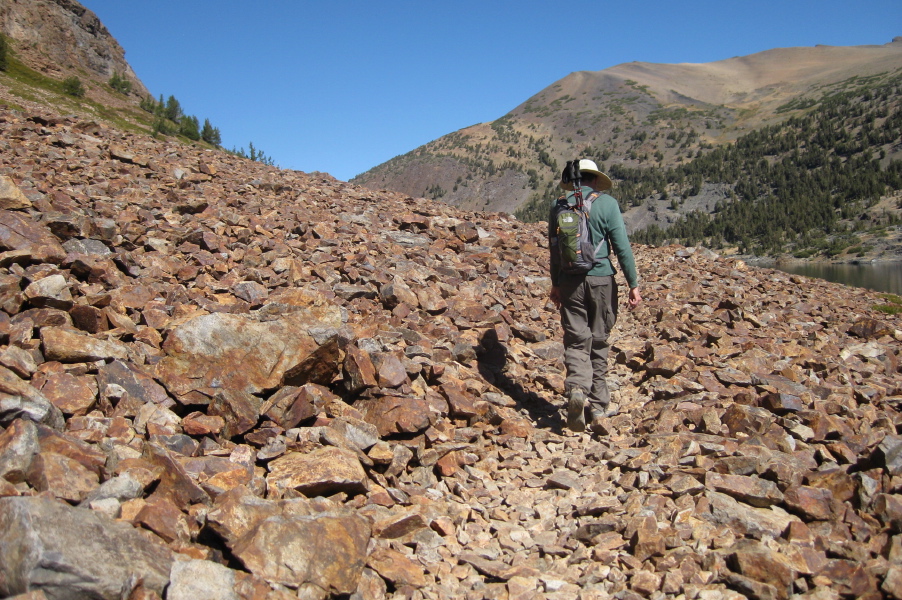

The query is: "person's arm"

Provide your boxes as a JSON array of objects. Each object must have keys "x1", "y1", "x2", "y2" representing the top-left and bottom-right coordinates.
[{"x1": 601, "y1": 198, "x2": 641, "y2": 309}]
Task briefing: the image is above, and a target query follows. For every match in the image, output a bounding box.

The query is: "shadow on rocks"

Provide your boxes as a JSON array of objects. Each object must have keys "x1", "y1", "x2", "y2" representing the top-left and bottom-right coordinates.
[{"x1": 476, "y1": 328, "x2": 564, "y2": 431}]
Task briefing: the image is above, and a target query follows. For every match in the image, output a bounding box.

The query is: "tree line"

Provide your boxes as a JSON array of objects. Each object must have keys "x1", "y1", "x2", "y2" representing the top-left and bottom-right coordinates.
[{"x1": 517, "y1": 71, "x2": 902, "y2": 257}]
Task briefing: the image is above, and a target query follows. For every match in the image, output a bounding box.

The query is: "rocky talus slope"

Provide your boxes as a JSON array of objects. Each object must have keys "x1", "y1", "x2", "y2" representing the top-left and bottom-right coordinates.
[{"x1": 0, "y1": 101, "x2": 901, "y2": 600}]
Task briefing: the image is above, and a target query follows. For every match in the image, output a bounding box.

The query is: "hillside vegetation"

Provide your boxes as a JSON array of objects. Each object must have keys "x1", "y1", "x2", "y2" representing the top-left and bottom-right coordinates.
[{"x1": 518, "y1": 70, "x2": 902, "y2": 258}]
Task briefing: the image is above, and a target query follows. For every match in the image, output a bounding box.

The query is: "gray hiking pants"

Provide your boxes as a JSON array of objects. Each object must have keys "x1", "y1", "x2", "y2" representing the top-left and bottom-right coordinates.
[{"x1": 559, "y1": 274, "x2": 619, "y2": 412}]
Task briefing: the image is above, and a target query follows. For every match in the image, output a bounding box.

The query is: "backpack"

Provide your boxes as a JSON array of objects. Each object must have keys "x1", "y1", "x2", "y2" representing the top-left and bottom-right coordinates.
[{"x1": 550, "y1": 191, "x2": 606, "y2": 275}]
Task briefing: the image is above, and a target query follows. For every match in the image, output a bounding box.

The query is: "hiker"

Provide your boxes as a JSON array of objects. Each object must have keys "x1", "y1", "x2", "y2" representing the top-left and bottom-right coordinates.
[{"x1": 548, "y1": 159, "x2": 641, "y2": 433}]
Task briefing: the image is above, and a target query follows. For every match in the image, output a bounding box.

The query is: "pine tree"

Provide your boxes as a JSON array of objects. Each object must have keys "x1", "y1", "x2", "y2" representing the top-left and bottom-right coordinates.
[
  {"x1": 201, "y1": 119, "x2": 221, "y2": 146},
  {"x1": 165, "y1": 95, "x2": 182, "y2": 123},
  {"x1": 179, "y1": 115, "x2": 200, "y2": 141}
]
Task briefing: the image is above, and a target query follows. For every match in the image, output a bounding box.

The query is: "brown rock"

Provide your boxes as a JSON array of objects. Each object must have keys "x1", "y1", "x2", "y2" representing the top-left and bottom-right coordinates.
[
  {"x1": 37, "y1": 371, "x2": 96, "y2": 416},
  {"x1": 209, "y1": 390, "x2": 262, "y2": 439},
  {"x1": 155, "y1": 308, "x2": 342, "y2": 403},
  {"x1": 0, "y1": 176, "x2": 33, "y2": 210},
  {"x1": 34, "y1": 423, "x2": 107, "y2": 476},
  {"x1": 354, "y1": 394, "x2": 432, "y2": 437},
  {"x1": 0, "y1": 418, "x2": 39, "y2": 483},
  {"x1": 343, "y1": 345, "x2": 378, "y2": 395},
  {"x1": 40, "y1": 326, "x2": 130, "y2": 362},
  {"x1": 230, "y1": 510, "x2": 371, "y2": 594},
  {"x1": 372, "y1": 353, "x2": 409, "y2": 388},
  {"x1": 267, "y1": 447, "x2": 368, "y2": 497},
  {"x1": 705, "y1": 491, "x2": 800, "y2": 540},
  {"x1": 379, "y1": 277, "x2": 419, "y2": 309},
  {"x1": 440, "y1": 383, "x2": 483, "y2": 420},
  {"x1": 69, "y1": 304, "x2": 109, "y2": 333},
  {"x1": 182, "y1": 412, "x2": 225, "y2": 436},
  {"x1": 722, "y1": 404, "x2": 775, "y2": 437},
  {"x1": 26, "y1": 451, "x2": 99, "y2": 502},
  {"x1": 260, "y1": 386, "x2": 316, "y2": 429},
  {"x1": 97, "y1": 360, "x2": 173, "y2": 408},
  {"x1": 0, "y1": 365, "x2": 65, "y2": 430},
  {"x1": 783, "y1": 485, "x2": 836, "y2": 521},
  {"x1": 142, "y1": 444, "x2": 210, "y2": 510},
  {"x1": 849, "y1": 317, "x2": 892, "y2": 339},
  {"x1": 133, "y1": 491, "x2": 189, "y2": 543},
  {"x1": 366, "y1": 547, "x2": 428, "y2": 588},
  {"x1": 0, "y1": 209, "x2": 67, "y2": 264},
  {"x1": 23, "y1": 274, "x2": 73, "y2": 310},
  {"x1": 728, "y1": 542, "x2": 794, "y2": 600},
  {"x1": 706, "y1": 471, "x2": 784, "y2": 508}
]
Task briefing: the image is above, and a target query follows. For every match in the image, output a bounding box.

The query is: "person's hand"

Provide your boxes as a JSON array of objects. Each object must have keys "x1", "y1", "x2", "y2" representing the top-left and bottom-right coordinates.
[
  {"x1": 628, "y1": 287, "x2": 642, "y2": 309},
  {"x1": 550, "y1": 286, "x2": 561, "y2": 309}
]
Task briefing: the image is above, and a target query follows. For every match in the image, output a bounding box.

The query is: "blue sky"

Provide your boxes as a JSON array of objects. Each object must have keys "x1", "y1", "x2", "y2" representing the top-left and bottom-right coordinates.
[{"x1": 80, "y1": 1, "x2": 901, "y2": 182}]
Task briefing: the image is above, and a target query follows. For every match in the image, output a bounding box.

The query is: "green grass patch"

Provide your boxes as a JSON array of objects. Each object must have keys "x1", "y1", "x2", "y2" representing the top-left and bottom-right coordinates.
[{"x1": 874, "y1": 293, "x2": 902, "y2": 315}]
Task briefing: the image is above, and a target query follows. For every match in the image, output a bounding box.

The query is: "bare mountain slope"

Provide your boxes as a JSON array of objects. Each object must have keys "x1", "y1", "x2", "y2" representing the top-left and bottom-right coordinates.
[
  {"x1": 607, "y1": 41, "x2": 902, "y2": 108},
  {"x1": 0, "y1": 0, "x2": 149, "y2": 101}
]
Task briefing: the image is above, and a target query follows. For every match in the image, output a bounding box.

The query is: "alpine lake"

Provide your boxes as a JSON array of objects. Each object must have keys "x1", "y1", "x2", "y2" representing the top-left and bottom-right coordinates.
[{"x1": 751, "y1": 260, "x2": 902, "y2": 296}]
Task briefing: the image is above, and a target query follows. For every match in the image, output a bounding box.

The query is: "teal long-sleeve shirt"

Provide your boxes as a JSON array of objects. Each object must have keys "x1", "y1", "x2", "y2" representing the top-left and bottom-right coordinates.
[{"x1": 548, "y1": 186, "x2": 640, "y2": 289}]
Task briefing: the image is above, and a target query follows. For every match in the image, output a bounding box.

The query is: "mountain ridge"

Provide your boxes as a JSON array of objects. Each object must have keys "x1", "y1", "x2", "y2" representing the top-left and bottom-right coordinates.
[{"x1": 352, "y1": 38, "x2": 902, "y2": 259}]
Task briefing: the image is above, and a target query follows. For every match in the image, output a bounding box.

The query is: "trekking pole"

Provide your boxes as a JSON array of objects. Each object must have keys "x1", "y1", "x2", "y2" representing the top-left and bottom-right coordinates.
[{"x1": 565, "y1": 159, "x2": 584, "y2": 209}]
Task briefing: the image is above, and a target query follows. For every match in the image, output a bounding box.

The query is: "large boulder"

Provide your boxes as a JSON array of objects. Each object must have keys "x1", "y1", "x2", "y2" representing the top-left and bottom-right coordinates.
[
  {"x1": 0, "y1": 496, "x2": 172, "y2": 599},
  {"x1": 154, "y1": 305, "x2": 343, "y2": 404}
]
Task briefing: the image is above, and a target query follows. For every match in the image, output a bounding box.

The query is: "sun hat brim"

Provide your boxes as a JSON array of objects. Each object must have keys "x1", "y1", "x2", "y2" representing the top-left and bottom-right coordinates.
[{"x1": 560, "y1": 159, "x2": 613, "y2": 191}]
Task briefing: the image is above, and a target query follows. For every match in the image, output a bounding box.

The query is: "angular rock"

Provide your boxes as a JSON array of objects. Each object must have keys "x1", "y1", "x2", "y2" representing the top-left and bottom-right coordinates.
[
  {"x1": 0, "y1": 177, "x2": 32, "y2": 210},
  {"x1": 40, "y1": 327, "x2": 130, "y2": 363},
  {"x1": 167, "y1": 558, "x2": 239, "y2": 600},
  {"x1": 0, "y1": 365, "x2": 65, "y2": 430},
  {"x1": 267, "y1": 447, "x2": 368, "y2": 497},
  {"x1": 706, "y1": 471, "x2": 784, "y2": 508},
  {"x1": 0, "y1": 419, "x2": 39, "y2": 483},
  {"x1": 230, "y1": 510, "x2": 370, "y2": 594},
  {"x1": 26, "y1": 451, "x2": 99, "y2": 502},
  {"x1": 354, "y1": 394, "x2": 432, "y2": 437},
  {"x1": 704, "y1": 491, "x2": 801, "y2": 539},
  {"x1": 366, "y1": 547, "x2": 427, "y2": 588},
  {"x1": 0, "y1": 496, "x2": 172, "y2": 599},
  {"x1": 155, "y1": 307, "x2": 342, "y2": 403},
  {"x1": 260, "y1": 386, "x2": 316, "y2": 429},
  {"x1": 0, "y1": 210, "x2": 66, "y2": 264}
]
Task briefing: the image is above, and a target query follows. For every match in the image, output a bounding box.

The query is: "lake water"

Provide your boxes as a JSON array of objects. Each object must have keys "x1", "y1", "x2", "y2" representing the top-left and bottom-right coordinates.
[{"x1": 753, "y1": 261, "x2": 902, "y2": 295}]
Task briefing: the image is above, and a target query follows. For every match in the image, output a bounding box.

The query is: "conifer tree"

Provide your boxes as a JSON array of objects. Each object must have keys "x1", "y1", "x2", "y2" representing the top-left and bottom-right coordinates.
[
  {"x1": 201, "y1": 119, "x2": 221, "y2": 146},
  {"x1": 0, "y1": 35, "x2": 8, "y2": 72},
  {"x1": 165, "y1": 95, "x2": 182, "y2": 123},
  {"x1": 179, "y1": 115, "x2": 200, "y2": 141}
]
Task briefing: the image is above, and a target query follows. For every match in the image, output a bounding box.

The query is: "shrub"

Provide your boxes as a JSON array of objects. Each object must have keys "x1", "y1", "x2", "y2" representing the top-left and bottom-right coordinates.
[
  {"x1": 0, "y1": 35, "x2": 8, "y2": 71},
  {"x1": 109, "y1": 72, "x2": 132, "y2": 95},
  {"x1": 62, "y1": 76, "x2": 85, "y2": 97}
]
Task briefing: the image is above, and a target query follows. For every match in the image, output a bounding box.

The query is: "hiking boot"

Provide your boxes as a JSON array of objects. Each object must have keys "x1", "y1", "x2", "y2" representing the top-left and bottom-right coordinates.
[
  {"x1": 589, "y1": 404, "x2": 619, "y2": 435},
  {"x1": 566, "y1": 387, "x2": 586, "y2": 432}
]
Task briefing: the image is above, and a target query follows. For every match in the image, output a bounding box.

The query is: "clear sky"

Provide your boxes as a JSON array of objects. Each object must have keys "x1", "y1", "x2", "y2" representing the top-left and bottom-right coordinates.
[{"x1": 79, "y1": 1, "x2": 901, "y2": 182}]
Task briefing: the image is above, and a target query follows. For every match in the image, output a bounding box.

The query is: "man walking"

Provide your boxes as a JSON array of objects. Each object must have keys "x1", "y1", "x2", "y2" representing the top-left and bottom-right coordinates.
[{"x1": 548, "y1": 159, "x2": 641, "y2": 433}]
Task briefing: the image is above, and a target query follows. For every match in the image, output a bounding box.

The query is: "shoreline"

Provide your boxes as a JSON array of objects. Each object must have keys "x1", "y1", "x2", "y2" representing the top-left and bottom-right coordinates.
[{"x1": 732, "y1": 254, "x2": 902, "y2": 266}]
